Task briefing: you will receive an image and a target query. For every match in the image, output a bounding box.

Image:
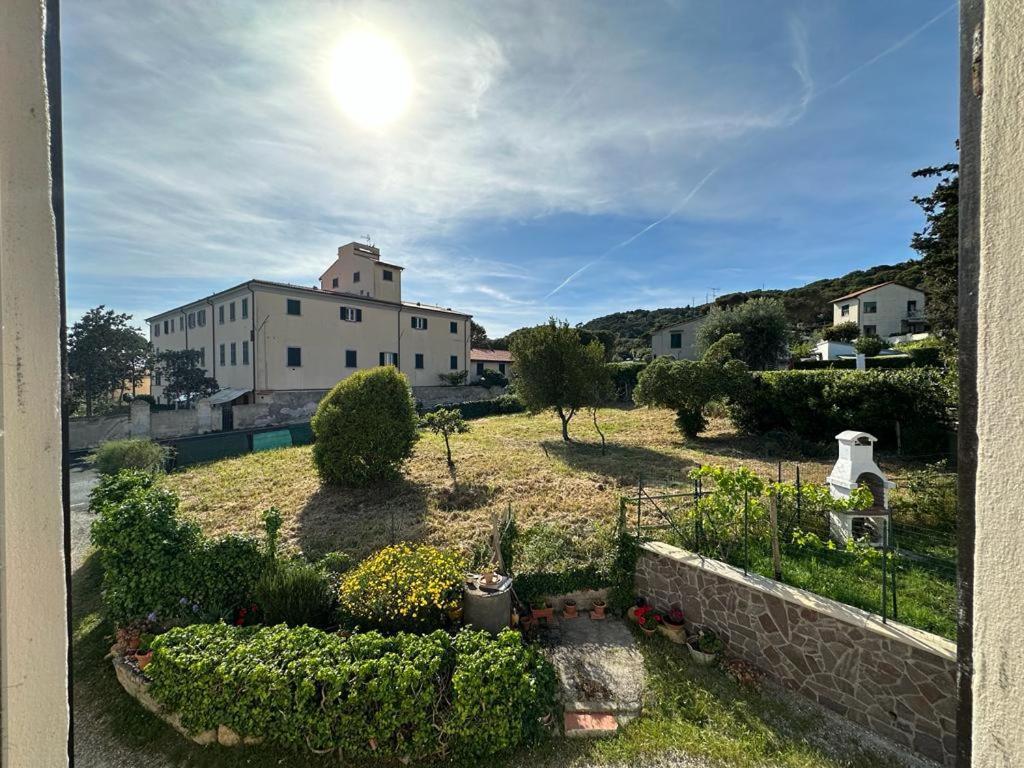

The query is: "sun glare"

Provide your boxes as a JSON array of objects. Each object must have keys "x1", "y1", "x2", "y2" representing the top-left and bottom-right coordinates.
[{"x1": 330, "y1": 31, "x2": 413, "y2": 128}]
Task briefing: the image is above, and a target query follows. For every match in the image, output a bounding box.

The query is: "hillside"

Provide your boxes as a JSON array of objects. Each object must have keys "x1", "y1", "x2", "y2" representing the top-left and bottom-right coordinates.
[{"x1": 582, "y1": 259, "x2": 924, "y2": 347}]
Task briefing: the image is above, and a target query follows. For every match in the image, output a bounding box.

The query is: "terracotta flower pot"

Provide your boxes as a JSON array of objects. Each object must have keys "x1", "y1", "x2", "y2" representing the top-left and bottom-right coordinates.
[
  {"x1": 591, "y1": 601, "x2": 607, "y2": 620},
  {"x1": 532, "y1": 605, "x2": 554, "y2": 621},
  {"x1": 562, "y1": 601, "x2": 578, "y2": 619},
  {"x1": 659, "y1": 622, "x2": 686, "y2": 644},
  {"x1": 640, "y1": 623, "x2": 658, "y2": 636},
  {"x1": 135, "y1": 650, "x2": 153, "y2": 670}
]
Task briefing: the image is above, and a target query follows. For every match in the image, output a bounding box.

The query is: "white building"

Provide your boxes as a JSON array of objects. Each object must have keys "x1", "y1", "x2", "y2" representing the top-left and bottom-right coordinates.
[
  {"x1": 831, "y1": 282, "x2": 928, "y2": 339},
  {"x1": 650, "y1": 314, "x2": 709, "y2": 360}
]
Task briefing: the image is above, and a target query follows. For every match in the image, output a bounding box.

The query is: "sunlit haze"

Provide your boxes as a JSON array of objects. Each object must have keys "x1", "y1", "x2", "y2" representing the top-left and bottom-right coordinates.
[{"x1": 330, "y1": 30, "x2": 413, "y2": 128}]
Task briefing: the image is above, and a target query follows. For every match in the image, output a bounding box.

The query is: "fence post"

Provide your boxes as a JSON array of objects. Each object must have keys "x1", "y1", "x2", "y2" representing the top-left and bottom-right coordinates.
[
  {"x1": 889, "y1": 517, "x2": 898, "y2": 620},
  {"x1": 693, "y1": 473, "x2": 700, "y2": 550},
  {"x1": 769, "y1": 494, "x2": 782, "y2": 581},
  {"x1": 636, "y1": 476, "x2": 643, "y2": 536},
  {"x1": 795, "y1": 465, "x2": 802, "y2": 528},
  {"x1": 743, "y1": 490, "x2": 749, "y2": 576},
  {"x1": 881, "y1": 516, "x2": 889, "y2": 624}
]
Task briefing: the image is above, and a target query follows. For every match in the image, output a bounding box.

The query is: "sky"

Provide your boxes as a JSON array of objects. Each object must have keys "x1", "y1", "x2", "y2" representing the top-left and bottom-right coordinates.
[{"x1": 62, "y1": 1, "x2": 959, "y2": 337}]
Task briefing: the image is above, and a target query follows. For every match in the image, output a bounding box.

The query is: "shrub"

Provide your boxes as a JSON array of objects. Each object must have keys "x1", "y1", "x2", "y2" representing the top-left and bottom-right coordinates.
[
  {"x1": 337, "y1": 544, "x2": 465, "y2": 632},
  {"x1": 317, "y1": 550, "x2": 352, "y2": 575},
  {"x1": 607, "y1": 360, "x2": 647, "y2": 401},
  {"x1": 89, "y1": 437, "x2": 169, "y2": 475},
  {"x1": 253, "y1": 559, "x2": 337, "y2": 629},
  {"x1": 853, "y1": 334, "x2": 886, "y2": 357},
  {"x1": 311, "y1": 367, "x2": 419, "y2": 486},
  {"x1": 821, "y1": 321, "x2": 860, "y2": 342},
  {"x1": 423, "y1": 394, "x2": 524, "y2": 420},
  {"x1": 147, "y1": 624, "x2": 555, "y2": 760},
  {"x1": 88, "y1": 469, "x2": 156, "y2": 513},
  {"x1": 477, "y1": 368, "x2": 508, "y2": 388},
  {"x1": 729, "y1": 368, "x2": 954, "y2": 452},
  {"x1": 438, "y1": 370, "x2": 469, "y2": 386}
]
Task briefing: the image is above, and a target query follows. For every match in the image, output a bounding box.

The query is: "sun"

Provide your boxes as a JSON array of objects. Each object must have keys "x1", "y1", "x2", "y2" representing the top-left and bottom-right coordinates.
[{"x1": 329, "y1": 31, "x2": 413, "y2": 128}]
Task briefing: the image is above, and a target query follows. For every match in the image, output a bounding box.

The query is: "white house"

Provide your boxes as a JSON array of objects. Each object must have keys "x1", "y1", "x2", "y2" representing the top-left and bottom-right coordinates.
[
  {"x1": 470, "y1": 348, "x2": 513, "y2": 381},
  {"x1": 650, "y1": 314, "x2": 709, "y2": 360},
  {"x1": 831, "y1": 282, "x2": 927, "y2": 339}
]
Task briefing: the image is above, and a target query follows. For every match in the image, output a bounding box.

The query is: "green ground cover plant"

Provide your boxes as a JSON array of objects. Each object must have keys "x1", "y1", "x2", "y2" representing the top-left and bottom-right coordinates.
[{"x1": 89, "y1": 437, "x2": 170, "y2": 475}]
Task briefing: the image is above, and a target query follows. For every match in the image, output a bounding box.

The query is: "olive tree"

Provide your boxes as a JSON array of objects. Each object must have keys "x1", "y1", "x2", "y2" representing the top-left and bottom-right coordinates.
[
  {"x1": 697, "y1": 297, "x2": 790, "y2": 370},
  {"x1": 420, "y1": 408, "x2": 469, "y2": 469},
  {"x1": 634, "y1": 333, "x2": 749, "y2": 439}
]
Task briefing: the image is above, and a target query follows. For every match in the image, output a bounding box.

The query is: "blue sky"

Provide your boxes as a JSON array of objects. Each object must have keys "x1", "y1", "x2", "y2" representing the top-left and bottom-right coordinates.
[{"x1": 63, "y1": 1, "x2": 958, "y2": 337}]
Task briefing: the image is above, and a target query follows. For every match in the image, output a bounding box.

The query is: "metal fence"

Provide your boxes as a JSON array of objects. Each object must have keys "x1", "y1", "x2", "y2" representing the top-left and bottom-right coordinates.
[{"x1": 631, "y1": 462, "x2": 957, "y2": 629}]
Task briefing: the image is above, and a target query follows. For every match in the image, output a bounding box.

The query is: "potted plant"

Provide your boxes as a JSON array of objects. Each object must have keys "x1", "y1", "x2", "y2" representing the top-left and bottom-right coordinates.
[
  {"x1": 638, "y1": 610, "x2": 661, "y2": 636},
  {"x1": 562, "y1": 598, "x2": 578, "y2": 619},
  {"x1": 115, "y1": 624, "x2": 141, "y2": 655},
  {"x1": 531, "y1": 599, "x2": 554, "y2": 621},
  {"x1": 659, "y1": 607, "x2": 686, "y2": 643},
  {"x1": 134, "y1": 633, "x2": 155, "y2": 670},
  {"x1": 688, "y1": 628, "x2": 723, "y2": 666},
  {"x1": 591, "y1": 598, "x2": 607, "y2": 620},
  {"x1": 627, "y1": 597, "x2": 646, "y2": 623}
]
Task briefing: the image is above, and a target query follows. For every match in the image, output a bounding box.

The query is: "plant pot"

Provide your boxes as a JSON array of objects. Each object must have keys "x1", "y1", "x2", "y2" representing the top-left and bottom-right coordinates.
[
  {"x1": 591, "y1": 601, "x2": 607, "y2": 620},
  {"x1": 532, "y1": 606, "x2": 554, "y2": 621},
  {"x1": 135, "y1": 650, "x2": 153, "y2": 670},
  {"x1": 562, "y1": 602, "x2": 578, "y2": 619},
  {"x1": 688, "y1": 644, "x2": 717, "y2": 666},
  {"x1": 659, "y1": 622, "x2": 686, "y2": 644},
  {"x1": 627, "y1": 606, "x2": 638, "y2": 622},
  {"x1": 519, "y1": 614, "x2": 534, "y2": 631},
  {"x1": 640, "y1": 624, "x2": 658, "y2": 636}
]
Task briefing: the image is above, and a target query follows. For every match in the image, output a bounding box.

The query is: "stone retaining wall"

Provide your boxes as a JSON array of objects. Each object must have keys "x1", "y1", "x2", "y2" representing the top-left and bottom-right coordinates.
[
  {"x1": 635, "y1": 541, "x2": 957, "y2": 766},
  {"x1": 412, "y1": 384, "x2": 504, "y2": 409}
]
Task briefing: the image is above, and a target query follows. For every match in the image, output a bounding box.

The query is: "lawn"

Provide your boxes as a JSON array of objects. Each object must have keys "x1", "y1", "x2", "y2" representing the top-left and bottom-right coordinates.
[{"x1": 162, "y1": 407, "x2": 834, "y2": 561}]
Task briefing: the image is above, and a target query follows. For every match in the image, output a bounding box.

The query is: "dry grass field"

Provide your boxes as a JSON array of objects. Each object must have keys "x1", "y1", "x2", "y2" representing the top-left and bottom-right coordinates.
[{"x1": 163, "y1": 406, "x2": 835, "y2": 560}]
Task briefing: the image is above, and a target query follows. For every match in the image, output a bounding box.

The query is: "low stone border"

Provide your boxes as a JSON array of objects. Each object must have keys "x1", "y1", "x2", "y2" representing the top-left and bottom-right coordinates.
[{"x1": 112, "y1": 654, "x2": 261, "y2": 747}]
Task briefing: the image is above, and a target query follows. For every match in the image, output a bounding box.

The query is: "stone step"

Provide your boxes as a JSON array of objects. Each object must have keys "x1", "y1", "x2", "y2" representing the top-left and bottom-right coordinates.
[{"x1": 564, "y1": 711, "x2": 619, "y2": 738}]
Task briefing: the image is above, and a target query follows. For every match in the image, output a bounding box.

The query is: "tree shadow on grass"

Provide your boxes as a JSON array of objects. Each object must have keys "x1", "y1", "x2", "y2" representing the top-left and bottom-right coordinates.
[
  {"x1": 294, "y1": 476, "x2": 431, "y2": 561},
  {"x1": 541, "y1": 438, "x2": 696, "y2": 486}
]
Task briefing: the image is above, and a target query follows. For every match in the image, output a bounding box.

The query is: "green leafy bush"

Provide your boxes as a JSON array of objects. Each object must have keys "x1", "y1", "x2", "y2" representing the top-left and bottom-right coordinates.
[
  {"x1": 729, "y1": 369, "x2": 954, "y2": 452},
  {"x1": 423, "y1": 394, "x2": 524, "y2": 420},
  {"x1": 89, "y1": 473, "x2": 265, "y2": 624},
  {"x1": 317, "y1": 550, "x2": 352, "y2": 575},
  {"x1": 853, "y1": 334, "x2": 886, "y2": 357},
  {"x1": 337, "y1": 543, "x2": 465, "y2": 632},
  {"x1": 253, "y1": 559, "x2": 337, "y2": 628},
  {"x1": 821, "y1": 321, "x2": 860, "y2": 342},
  {"x1": 147, "y1": 624, "x2": 555, "y2": 760},
  {"x1": 311, "y1": 367, "x2": 419, "y2": 486},
  {"x1": 89, "y1": 438, "x2": 169, "y2": 475},
  {"x1": 607, "y1": 360, "x2": 647, "y2": 401},
  {"x1": 792, "y1": 356, "x2": 914, "y2": 370},
  {"x1": 477, "y1": 368, "x2": 508, "y2": 388}
]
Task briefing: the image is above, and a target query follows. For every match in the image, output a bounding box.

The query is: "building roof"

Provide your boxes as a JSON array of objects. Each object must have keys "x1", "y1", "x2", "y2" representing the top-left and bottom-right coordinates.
[
  {"x1": 831, "y1": 281, "x2": 923, "y2": 303},
  {"x1": 654, "y1": 314, "x2": 709, "y2": 333},
  {"x1": 207, "y1": 387, "x2": 252, "y2": 405},
  {"x1": 470, "y1": 348, "x2": 513, "y2": 362}
]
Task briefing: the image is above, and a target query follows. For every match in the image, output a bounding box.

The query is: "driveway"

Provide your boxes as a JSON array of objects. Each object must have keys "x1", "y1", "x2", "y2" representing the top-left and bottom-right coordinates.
[{"x1": 69, "y1": 456, "x2": 99, "y2": 571}]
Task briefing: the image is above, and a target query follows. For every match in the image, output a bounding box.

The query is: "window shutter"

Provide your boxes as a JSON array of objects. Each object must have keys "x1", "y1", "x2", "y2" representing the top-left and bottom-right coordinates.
[
  {"x1": 423, "y1": 318, "x2": 428, "y2": 330},
  {"x1": 411, "y1": 316, "x2": 417, "y2": 328},
  {"x1": 356, "y1": 308, "x2": 362, "y2": 321},
  {"x1": 379, "y1": 352, "x2": 385, "y2": 366}
]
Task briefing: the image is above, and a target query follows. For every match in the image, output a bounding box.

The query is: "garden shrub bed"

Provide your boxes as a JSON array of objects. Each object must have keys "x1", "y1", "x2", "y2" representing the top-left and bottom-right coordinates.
[
  {"x1": 137, "y1": 623, "x2": 555, "y2": 760},
  {"x1": 420, "y1": 393, "x2": 525, "y2": 420}
]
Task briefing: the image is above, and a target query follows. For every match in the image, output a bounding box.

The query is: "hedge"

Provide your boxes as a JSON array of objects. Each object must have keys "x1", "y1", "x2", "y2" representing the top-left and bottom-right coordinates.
[
  {"x1": 147, "y1": 624, "x2": 556, "y2": 760},
  {"x1": 421, "y1": 394, "x2": 524, "y2": 420},
  {"x1": 729, "y1": 368, "x2": 954, "y2": 452}
]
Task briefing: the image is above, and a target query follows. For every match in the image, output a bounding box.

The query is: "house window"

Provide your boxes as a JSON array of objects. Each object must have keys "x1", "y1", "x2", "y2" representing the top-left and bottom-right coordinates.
[
  {"x1": 198, "y1": 308, "x2": 206, "y2": 327},
  {"x1": 163, "y1": 319, "x2": 169, "y2": 334},
  {"x1": 499, "y1": 363, "x2": 506, "y2": 375},
  {"x1": 450, "y1": 355, "x2": 458, "y2": 370},
  {"x1": 340, "y1": 306, "x2": 363, "y2": 322},
  {"x1": 230, "y1": 342, "x2": 237, "y2": 366},
  {"x1": 188, "y1": 311, "x2": 196, "y2": 329},
  {"x1": 863, "y1": 301, "x2": 877, "y2": 314},
  {"x1": 241, "y1": 298, "x2": 249, "y2": 319},
  {"x1": 154, "y1": 371, "x2": 162, "y2": 386},
  {"x1": 180, "y1": 315, "x2": 185, "y2": 330},
  {"x1": 345, "y1": 350, "x2": 357, "y2": 368},
  {"x1": 219, "y1": 305, "x2": 225, "y2": 324},
  {"x1": 154, "y1": 324, "x2": 161, "y2": 338},
  {"x1": 476, "y1": 362, "x2": 485, "y2": 376},
  {"x1": 415, "y1": 353, "x2": 424, "y2": 369},
  {"x1": 840, "y1": 304, "x2": 850, "y2": 317},
  {"x1": 379, "y1": 352, "x2": 398, "y2": 366},
  {"x1": 450, "y1": 321, "x2": 458, "y2": 334},
  {"x1": 670, "y1": 332, "x2": 682, "y2": 349},
  {"x1": 863, "y1": 325, "x2": 877, "y2": 336},
  {"x1": 907, "y1": 300, "x2": 918, "y2": 314},
  {"x1": 382, "y1": 269, "x2": 393, "y2": 282},
  {"x1": 287, "y1": 347, "x2": 302, "y2": 367},
  {"x1": 411, "y1": 316, "x2": 427, "y2": 330},
  {"x1": 353, "y1": 271, "x2": 360, "y2": 283},
  {"x1": 219, "y1": 344, "x2": 226, "y2": 366},
  {"x1": 229, "y1": 301, "x2": 236, "y2": 321},
  {"x1": 287, "y1": 298, "x2": 301, "y2": 316},
  {"x1": 199, "y1": 347, "x2": 205, "y2": 367},
  {"x1": 332, "y1": 277, "x2": 339, "y2": 288},
  {"x1": 242, "y1": 341, "x2": 249, "y2": 365}
]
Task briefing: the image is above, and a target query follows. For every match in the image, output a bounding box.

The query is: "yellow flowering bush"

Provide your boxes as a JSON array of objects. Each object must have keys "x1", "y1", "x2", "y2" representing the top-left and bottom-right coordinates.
[{"x1": 338, "y1": 544, "x2": 466, "y2": 632}]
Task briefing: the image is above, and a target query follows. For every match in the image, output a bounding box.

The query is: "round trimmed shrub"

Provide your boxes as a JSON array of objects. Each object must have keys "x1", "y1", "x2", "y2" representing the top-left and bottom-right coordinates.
[
  {"x1": 89, "y1": 437, "x2": 169, "y2": 475},
  {"x1": 337, "y1": 543, "x2": 465, "y2": 632},
  {"x1": 311, "y1": 367, "x2": 419, "y2": 486}
]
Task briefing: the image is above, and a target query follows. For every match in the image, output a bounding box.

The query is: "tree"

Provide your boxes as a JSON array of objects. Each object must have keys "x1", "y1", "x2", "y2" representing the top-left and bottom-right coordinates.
[
  {"x1": 633, "y1": 333, "x2": 749, "y2": 439},
  {"x1": 420, "y1": 408, "x2": 469, "y2": 469},
  {"x1": 509, "y1": 319, "x2": 610, "y2": 441},
  {"x1": 911, "y1": 162, "x2": 958, "y2": 337},
  {"x1": 821, "y1": 321, "x2": 860, "y2": 343},
  {"x1": 471, "y1": 321, "x2": 489, "y2": 348},
  {"x1": 156, "y1": 349, "x2": 218, "y2": 406},
  {"x1": 311, "y1": 367, "x2": 419, "y2": 486},
  {"x1": 697, "y1": 298, "x2": 790, "y2": 370},
  {"x1": 68, "y1": 306, "x2": 151, "y2": 416},
  {"x1": 854, "y1": 335, "x2": 886, "y2": 357}
]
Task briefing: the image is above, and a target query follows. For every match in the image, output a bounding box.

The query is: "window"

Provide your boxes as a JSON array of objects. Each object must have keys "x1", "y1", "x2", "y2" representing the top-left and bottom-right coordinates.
[
  {"x1": 219, "y1": 305, "x2": 225, "y2": 324},
  {"x1": 450, "y1": 321, "x2": 458, "y2": 334},
  {"x1": 863, "y1": 325, "x2": 877, "y2": 336},
  {"x1": 199, "y1": 347, "x2": 205, "y2": 367},
  {"x1": 411, "y1": 316, "x2": 427, "y2": 330},
  {"x1": 415, "y1": 353, "x2": 424, "y2": 369},
  {"x1": 180, "y1": 315, "x2": 185, "y2": 330},
  {"x1": 340, "y1": 306, "x2": 363, "y2": 322},
  {"x1": 332, "y1": 277, "x2": 339, "y2": 288},
  {"x1": 287, "y1": 347, "x2": 302, "y2": 367},
  {"x1": 450, "y1": 355, "x2": 458, "y2": 370},
  {"x1": 907, "y1": 300, "x2": 918, "y2": 314},
  {"x1": 382, "y1": 269, "x2": 393, "y2": 282},
  {"x1": 840, "y1": 304, "x2": 850, "y2": 317},
  {"x1": 287, "y1": 298, "x2": 301, "y2": 315},
  {"x1": 476, "y1": 362, "x2": 485, "y2": 376},
  {"x1": 241, "y1": 298, "x2": 248, "y2": 319},
  {"x1": 198, "y1": 308, "x2": 206, "y2": 327},
  {"x1": 241, "y1": 341, "x2": 249, "y2": 365},
  {"x1": 345, "y1": 349, "x2": 357, "y2": 368},
  {"x1": 499, "y1": 362, "x2": 506, "y2": 375},
  {"x1": 863, "y1": 301, "x2": 877, "y2": 314},
  {"x1": 229, "y1": 301, "x2": 236, "y2": 321},
  {"x1": 670, "y1": 332, "x2": 682, "y2": 349},
  {"x1": 353, "y1": 271, "x2": 360, "y2": 283},
  {"x1": 379, "y1": 352, "x2": 398, "y2": 366},
  {"x1": 154, "y1": 371, "x2": 162, "y2": 386},
  {"x1": 230, "y1": 342, "x2": 237, "y2": 366},
  {"x1": 219, "y1": 344, "x2": 226, "y2": 366},
  {"x1": 154, "y1": 324, "x2": 161, "y2": 338},
  {"x1": 188, "y1": 311, "x2": 196, "y2": 329}
]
